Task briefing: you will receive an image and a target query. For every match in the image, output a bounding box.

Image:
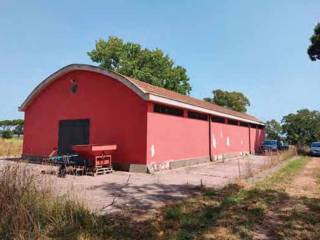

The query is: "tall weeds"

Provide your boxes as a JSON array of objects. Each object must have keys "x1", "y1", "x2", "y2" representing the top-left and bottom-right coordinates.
[
  {"x1": 0, "y1": 138, "x2": 22, "y2": 157},
  {"x1": 0, "y1": 164, "x2": 96, "y2": 239}
]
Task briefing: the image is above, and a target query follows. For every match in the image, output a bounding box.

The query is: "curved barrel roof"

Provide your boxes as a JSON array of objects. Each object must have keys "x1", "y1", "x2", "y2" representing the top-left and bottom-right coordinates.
[{"x1": 19, "y1": 64, "x2": 264, "y2": 125}]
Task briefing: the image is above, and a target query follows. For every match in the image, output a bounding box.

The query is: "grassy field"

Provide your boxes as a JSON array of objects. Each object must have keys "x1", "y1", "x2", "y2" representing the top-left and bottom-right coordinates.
[
  {"x1": 155, "y1": 157, "x2": 316, "y2": 240},
  {"x1": 256, "y1": 156, "x2": 309, "y2": 190},
  {"x1": 1, "y1": 156, "x2": 319, "y2": 239},
  {"x1": 0, "y1": 137, "x2": 22, "y2": 157}
]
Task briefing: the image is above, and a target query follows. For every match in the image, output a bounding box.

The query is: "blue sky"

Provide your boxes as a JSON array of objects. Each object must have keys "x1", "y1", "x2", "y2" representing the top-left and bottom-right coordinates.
[{"x1": 0, "y1": 0, "x2": 319, "y2": 121}]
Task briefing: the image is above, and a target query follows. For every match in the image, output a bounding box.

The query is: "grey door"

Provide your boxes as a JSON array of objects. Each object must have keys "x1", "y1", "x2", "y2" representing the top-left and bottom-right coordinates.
[{"x1": 58, "y1": 119, "x2": 90, "y2": 154}]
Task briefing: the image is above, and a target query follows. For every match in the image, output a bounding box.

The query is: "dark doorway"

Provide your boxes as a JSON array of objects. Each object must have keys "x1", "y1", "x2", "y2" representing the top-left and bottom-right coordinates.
[{"x1": 58, "y1": 119, "x2": 90, "y2": 154}]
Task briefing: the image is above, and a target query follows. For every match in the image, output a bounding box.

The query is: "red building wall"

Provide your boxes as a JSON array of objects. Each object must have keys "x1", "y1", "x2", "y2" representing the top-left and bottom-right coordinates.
[
  {"x1": 146, "y1": 104, "x2": 264, "y2": 165},
  {"x1": 23, "y1": 70, "x2": 148, "y2": 165},
  {"x1": 146, "y1": 111, "x2": 209, "y2": 163},
  {"x1": 255, "y1": 127, "x2": 265, "y2": 152},
  {"x1": 210, "y1": 122, "x2": 250, "y2": 157},
  {"x1": 23, "y1": 68, "x2": 265, "y2": 170},
  {"x1": 249, "y1": 127, "x2": 258, "y2": 153}
]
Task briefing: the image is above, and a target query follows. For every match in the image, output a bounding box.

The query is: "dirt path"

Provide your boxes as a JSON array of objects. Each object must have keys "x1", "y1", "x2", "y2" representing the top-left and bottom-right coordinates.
[
  {"x1": 254, "y1": 157, "x2": 320, "y2": 240},
  {"x1": 286, "y1": 157, "x2": 320, "y2": 197}
]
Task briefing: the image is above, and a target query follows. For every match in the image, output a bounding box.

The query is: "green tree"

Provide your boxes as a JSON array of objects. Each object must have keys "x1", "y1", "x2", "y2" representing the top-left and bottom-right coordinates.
[
  {"x1": 2, "y1": 130, "x2": 13, "y2": 139},
  {"x1": 0, "y1": 119, "x2": 24, "y2": 137},
  {"x1": 282, "y1": 109, "x2": 320, "y2": 146},
  {"x1": 13, "y1": 125, "x2": 23, "y2": 137},
  {"x1": 204, "y1": 89, "x2": 250, "y2": 113},
  {"x1": 88, "y1": 36, "x2": 191, "y2": 95},
  {"x1": 307, "y1": 23, "x2": 320, "y2": 61},
  {"x1": 0, "y1": 120, "x2": 11, "y2": 131},
  {"x1": 265, "y1": 119, "x2": 282, "y2": 140}
]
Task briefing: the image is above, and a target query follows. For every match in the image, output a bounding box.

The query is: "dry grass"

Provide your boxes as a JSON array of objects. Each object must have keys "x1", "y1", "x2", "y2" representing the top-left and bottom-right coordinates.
[
  {"x1": 0, "y1": 164, "x2": 97, "y2": 239},
  {"x1": 259, "y1": 148, "x2": 297, "y2": 172},
  {"x1": 155, "y1": 157, "x2": 320, "y2": 240},
  {"x1": 278, "y1": 147, "x2": 298, "y2": 161},
  {"x1": 256, "y1": 156, "x2": 309, "y2": 190},
  {"x1": 240, "y1": 149, "x2": 297, "y2": 181},
  {"x1": 0, "y1": 163, "x2": 158, "y2": 240},
  {"x1": 0, "y1": 138, "x2": 23, "y2": 157},
  {"x1": 1, "y1": 155, "x2": 318, "y2": 240}
]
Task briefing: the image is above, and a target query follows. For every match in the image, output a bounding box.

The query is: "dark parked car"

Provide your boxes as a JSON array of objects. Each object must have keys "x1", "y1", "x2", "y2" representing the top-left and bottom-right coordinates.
[
  {"x1": 310, "y1": 142, "x2": 320, "y2": 156},
  {"x1": 262, "y1": 140, "x2": 278, "y2": 151}
]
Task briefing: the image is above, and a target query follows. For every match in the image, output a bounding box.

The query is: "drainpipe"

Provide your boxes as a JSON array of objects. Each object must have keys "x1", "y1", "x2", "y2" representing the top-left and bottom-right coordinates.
[
  {"x1": 248, "y1": 125, "x2": 252, "y2": 154},
  {"x1": 209, "y1": 115, "x2": 213, "y2": 161}
]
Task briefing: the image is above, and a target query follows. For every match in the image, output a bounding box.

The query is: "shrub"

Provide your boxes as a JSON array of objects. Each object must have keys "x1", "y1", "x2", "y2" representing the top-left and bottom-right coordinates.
[
  {"x1": 1, "y1": 130, "x2": 13, "y2": 139},
  {"x1": 165, "y1": 206, "x2": 183, "y2": 220}
]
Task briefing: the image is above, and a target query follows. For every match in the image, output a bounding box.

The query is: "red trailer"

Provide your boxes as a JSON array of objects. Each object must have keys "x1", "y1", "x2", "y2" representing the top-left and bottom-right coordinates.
[{"x1": 72, "y1": 144, "x2": 117, "y2": 175}]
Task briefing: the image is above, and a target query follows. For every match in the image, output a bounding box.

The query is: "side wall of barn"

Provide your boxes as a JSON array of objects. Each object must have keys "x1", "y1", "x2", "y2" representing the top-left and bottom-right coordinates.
[
  {"x1": 146, "y1": 103, "x2": 265, "y2": 171},
  {"x1": 210, "y1": 122, "x2": 251, "y2": 158},
  {"x1": 146, "y1": 107, "x2": 210, "y2": 170},
  {"x1": 250, "y1": 126, "x2": 265, "y2": 153},
  {"x1": 23, "y1": 70, "x2": 148, "y2": 168}
]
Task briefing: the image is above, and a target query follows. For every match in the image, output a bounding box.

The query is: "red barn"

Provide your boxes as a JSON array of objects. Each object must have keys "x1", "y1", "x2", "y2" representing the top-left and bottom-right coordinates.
[{"x1": 19, "y1": 64, "x2": 265, "y2": 172}]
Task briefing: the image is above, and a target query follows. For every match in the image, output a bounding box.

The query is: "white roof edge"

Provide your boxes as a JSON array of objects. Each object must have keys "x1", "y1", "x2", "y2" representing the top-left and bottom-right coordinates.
[
  {"x1": 19, "y1": 63, "x2": 264, "y2": 126},
  {"x1": 147, "y1": 94, "x2": 264, "y2": 126},
  {"x1": 19, "y1": 64, "x2": 147, "y2": 111}
]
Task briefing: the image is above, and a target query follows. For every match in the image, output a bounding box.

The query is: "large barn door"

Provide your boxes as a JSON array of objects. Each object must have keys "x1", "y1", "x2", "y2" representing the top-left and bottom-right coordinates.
[{"x1": 58, "y1": 119, "x2": 90, "y2": 154}]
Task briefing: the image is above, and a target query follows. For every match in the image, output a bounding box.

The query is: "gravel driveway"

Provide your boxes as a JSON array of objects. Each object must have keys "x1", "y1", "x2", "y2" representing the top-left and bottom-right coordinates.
[{"x1": 0, "y1": 155, "x2": 270, "y2": 214}]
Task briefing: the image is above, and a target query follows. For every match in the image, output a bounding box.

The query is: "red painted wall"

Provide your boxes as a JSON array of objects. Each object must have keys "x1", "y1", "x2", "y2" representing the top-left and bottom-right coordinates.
[
  {"x1": 146, "y1": 104, "x2": 265, "y2": 164},
  {"x1": 23, "y1": 70, "x2": 148, "y2": 165},
  {"x1": 147, "y1": 104, "x2": 264, "y2": 163},
  {"x1": 255, "y1": 128, "x2": 265, "y2": 152},
  {"x1": 210, "y1": 122, "x2": 250, "y2": 156},
  {"x1": 23, "y1": 69, "x2": 265, "y2": 167},
  {"x1": 249, "y1": 127, "x2": 265, "y2": 153},
  {"x1": 146, "y1": 110, "x2": 209, "y2": 163}
]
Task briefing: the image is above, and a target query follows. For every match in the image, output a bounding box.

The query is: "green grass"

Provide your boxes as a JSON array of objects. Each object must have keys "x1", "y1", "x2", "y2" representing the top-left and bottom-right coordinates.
[
  {"x1": 156, "y1": 157, "x2": 320, "y2": 240},
  {"x1": 256, "y1": 156, "x2": 309, "y2": 189}
]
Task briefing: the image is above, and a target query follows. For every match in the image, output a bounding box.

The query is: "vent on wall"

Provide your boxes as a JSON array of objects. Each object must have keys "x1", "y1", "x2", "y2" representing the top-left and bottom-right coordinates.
[
  {"x1": 240, "y1": 121, "x2": 249, "y2": 127},
  {"x1": 188, "y1": 111, "x2": 208, "y2": 121},
  {"x1": 227, "y1": 119, "x2": 239, "y2": 125},
  {"x1": 154, "y1": 104, "x2": 184, "y2": 117},
  {"x1": 70, "y1": 79, "x2": 78, "y2": 94},
  {"x1": 211, "y1": 116, "x2": 225, "y2": 123}
]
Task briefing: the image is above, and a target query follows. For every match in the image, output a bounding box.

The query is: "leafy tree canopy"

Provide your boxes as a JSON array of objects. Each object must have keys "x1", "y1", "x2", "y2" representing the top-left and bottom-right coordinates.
[
  {"x1": 204, "y1": 89, "x2": 250, "y2": 113},
  {"x1": 2, "y1": 130, "x2": 13, "y2": 139},
  {"x1": 0, "y1": 119, "x2": 23, "y2": 128},
  {"x1": 13, "y1": 125, "x2": 23, "y2": 137},
  {"x1": 88, "y1": 36, "x2": 191, "y2": 95},
  {"x1": 308, "y1": 23, "x2": 320, "y2": 61},
  {"x1": 282, "y1": 109, "x2": 320, "y2": 146},
  {"x1": 0, "y1": 119, "x2": 24, "y2": 137},
  {"x1": 265, "y1": 119, "x2": 282, "y2": 141}
]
